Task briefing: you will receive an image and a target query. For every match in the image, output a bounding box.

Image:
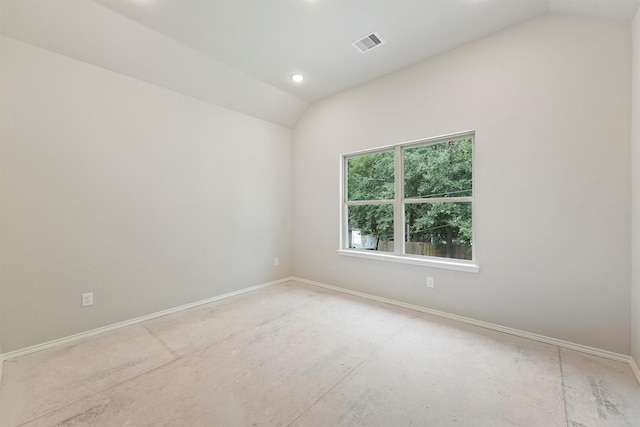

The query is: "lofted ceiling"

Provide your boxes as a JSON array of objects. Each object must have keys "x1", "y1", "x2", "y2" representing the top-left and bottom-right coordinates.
[
  {"x1": 2, "y1": 0, "x2": 639, "y2": 127},
  {"x1": 92, "y1": 0, "x2": 640, "y2": 101},
  {"x1": 92, "y1": 0, "x2": 551, "y2": 103}
]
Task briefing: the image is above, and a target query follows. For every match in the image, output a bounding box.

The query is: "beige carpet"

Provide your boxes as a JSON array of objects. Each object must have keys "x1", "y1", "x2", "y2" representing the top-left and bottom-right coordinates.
[{"x1": 0, "y1": 280, "x2": 638, "y2": 426}]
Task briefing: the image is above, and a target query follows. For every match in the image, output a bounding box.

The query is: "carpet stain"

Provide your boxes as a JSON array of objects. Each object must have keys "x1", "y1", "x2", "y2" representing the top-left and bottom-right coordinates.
[
  {"x1": 337, "y1": 388, "x2": 382, "y2": 426},
  {"x1": 54, "y1": 403, "x2": 108, "y2": 426},
  {"x1": 589, "y1": 376, "x2": 621, "y2": 420}
]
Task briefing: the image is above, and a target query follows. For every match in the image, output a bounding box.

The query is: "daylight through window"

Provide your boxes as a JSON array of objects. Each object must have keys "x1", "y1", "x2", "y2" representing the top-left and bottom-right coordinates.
[{"x1": 342, "y1": 132, "x2": 474, "y2": 263}]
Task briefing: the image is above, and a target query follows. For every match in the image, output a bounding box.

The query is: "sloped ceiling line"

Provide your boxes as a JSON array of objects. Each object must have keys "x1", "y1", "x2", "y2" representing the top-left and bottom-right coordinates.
[{"x1": 1, "y1": 0, "x2": 638, "y2": 128}]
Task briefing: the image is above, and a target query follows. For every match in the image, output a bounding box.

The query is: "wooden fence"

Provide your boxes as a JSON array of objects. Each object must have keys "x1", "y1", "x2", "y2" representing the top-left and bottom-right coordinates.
[{"x1": 377, "y1": 241, "x2": 471, "y2": 260}]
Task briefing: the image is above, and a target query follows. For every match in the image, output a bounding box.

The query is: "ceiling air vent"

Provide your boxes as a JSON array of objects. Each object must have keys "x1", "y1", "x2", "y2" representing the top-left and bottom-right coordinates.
[{"x1": 352, "y1": 32, "x2": 385, "y2": 53}]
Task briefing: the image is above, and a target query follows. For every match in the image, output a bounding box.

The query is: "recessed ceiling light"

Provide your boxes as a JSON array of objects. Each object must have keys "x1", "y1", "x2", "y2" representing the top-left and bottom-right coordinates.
[{"x1": 291, "y1": 74, "x2": 305, "y2": 83}]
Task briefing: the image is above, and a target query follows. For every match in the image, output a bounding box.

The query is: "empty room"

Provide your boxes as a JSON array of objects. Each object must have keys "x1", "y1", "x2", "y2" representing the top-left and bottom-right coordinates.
[{"x1": 1, "y1": 0, "x2": 640, "y2": 425}]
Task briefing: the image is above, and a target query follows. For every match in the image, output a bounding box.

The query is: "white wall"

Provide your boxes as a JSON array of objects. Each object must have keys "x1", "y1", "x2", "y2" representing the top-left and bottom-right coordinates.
[
  {"x1": 0, "y1": 36, "x2": 292, "y2": 353},
  {"x1": 632, "y1": 8, "x2": 640, "y2": 365},
  {"x1": 292, "y1": 14, "x2": 631, "y2": 354}
]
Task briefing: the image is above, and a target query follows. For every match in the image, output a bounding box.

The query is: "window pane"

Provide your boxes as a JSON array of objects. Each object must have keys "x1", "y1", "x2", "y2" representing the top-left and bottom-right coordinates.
[
  {"x1": 347, "y1": 151, "x2": 394, "y2": 201},
  {"x1": 404, "y1": 138, "x2": 472, "y2": 199},
  {"x1": 405, "y1": 202, "x2": 472, "y2": 260},
  {"x1": 347, "y1": 204, "x2": 394, "y2": 252}
]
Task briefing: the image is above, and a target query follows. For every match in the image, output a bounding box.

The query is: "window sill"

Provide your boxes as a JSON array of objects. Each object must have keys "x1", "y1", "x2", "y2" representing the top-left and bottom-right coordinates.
[{"x1": 337, "y1": 249, "x2": 480, "y2": 273}]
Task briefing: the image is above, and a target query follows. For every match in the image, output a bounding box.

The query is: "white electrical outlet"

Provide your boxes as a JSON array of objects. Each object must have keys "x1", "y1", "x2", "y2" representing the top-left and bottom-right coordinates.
[
  {"x1": 274, "y1": 257, "x2": 280, "y2": 266},
  {"x1": 427, "y1": 277, "x2": 435, "y2": 288},
  {"x1": 82, "y1": 292, "x2": 94, "y2": 307}
]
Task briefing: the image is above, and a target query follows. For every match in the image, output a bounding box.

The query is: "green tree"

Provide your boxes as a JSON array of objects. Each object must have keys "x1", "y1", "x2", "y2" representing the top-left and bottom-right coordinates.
[
  {"x1": 347, "y1": 138, "x2": 472, "y2": 258},
  {"x1": 347, "y1": 150, "x2": 394, "y2": 201},
  {"x1": 404, "y1": 139, "x2": 472, "y2": 258},
  {"x1": 347, "y1": 151, "x2": 394, "y2": 248}
]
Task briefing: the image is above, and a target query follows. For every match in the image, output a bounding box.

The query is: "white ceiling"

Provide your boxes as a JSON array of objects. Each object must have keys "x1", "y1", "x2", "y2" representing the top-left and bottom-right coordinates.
[
  {"x1": 92, "y1": 0, "x2": 551, "y2": 102},
  {"x1": 91, "y1": 0, "x2": 640, "y2": 102},
  {"x1": 2, "y1": 0, "x2": 639, "y2": 127}
]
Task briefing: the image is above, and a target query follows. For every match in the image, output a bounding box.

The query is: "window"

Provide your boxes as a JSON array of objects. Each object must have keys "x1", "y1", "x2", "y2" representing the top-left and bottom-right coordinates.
[{"x1": 340, "y1": 132, "x2": 478, "y2": 273}]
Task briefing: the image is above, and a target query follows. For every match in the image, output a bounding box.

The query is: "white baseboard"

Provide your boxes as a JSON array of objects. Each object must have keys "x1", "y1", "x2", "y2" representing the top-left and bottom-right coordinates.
[
  {"x1": 631, "y1": 357, "x2": 640, "y2": 385},
  {"x1": 292, "y1": 276, "x2": 640, "y2": 384},
  {"x1": 0, "y1": 277, "x2": 292, "y2": 366},
  {"x1": 1, "y1": 275, "x2": 638, "y2": 387}
]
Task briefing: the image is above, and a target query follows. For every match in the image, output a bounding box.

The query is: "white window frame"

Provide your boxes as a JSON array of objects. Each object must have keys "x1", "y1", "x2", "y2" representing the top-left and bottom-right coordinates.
[{"x1": 338, "y1": 131, "x2": 479, "y2": 273}]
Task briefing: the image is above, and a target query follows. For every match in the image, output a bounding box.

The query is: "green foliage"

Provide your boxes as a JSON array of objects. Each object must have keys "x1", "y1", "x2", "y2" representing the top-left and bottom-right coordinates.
[
  {"x1": 347, "y1": 151, "x2": 394, "y2": 201},
  {"x1": 348, "y1": 204, "x2": 393, "y2": 242},
  {"x1": 346, "y1": 151, "x2": 395, "y2": 244},
  {"x1": 405, "y1": 202, "x2": 472, "y2": 243},
  {"x1": 404, "y1": 139, "x2": 472, "y2": 199},
  {"x1": 347, "y1": 138, "x2": 473, "y2": 256}
]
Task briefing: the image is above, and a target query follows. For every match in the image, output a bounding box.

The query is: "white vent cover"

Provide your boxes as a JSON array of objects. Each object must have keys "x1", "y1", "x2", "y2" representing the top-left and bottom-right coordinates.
[{"x1": 352, "y1": 32, "x2": 385, "y2": 53}]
